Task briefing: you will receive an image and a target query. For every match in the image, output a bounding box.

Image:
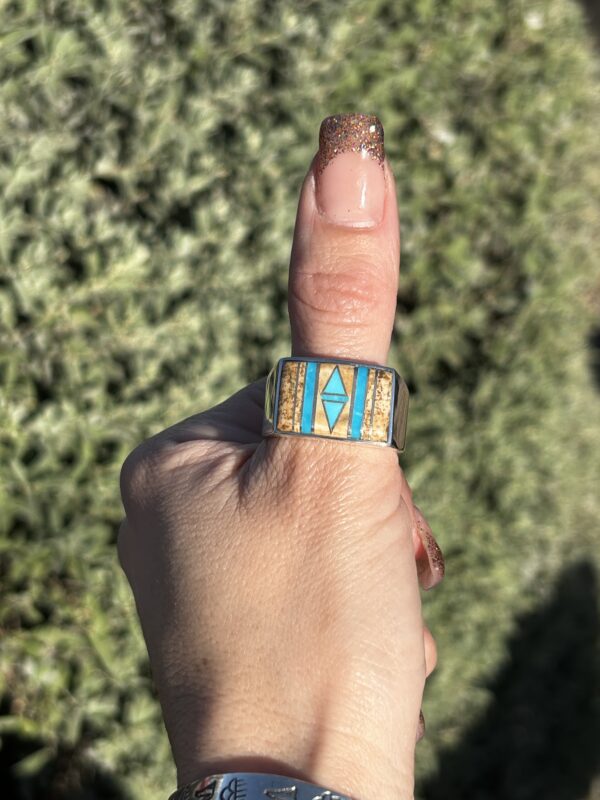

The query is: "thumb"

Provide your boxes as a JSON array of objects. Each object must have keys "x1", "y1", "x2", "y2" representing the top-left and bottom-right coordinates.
[{"x1": 289, "y1": 113, "x2": 400, "y2": 365}]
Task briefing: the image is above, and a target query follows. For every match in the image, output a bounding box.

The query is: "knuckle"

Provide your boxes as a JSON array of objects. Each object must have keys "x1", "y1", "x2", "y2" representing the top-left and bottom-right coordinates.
[
  {"x1": 119, "y1": 438, "x2": 163, "y2": 508},
  {"x1": 262, "y1": 436, "x2": 403, "y2": 530},
  {"x1": 260, "y1": 436, "x2": 332, "y2": 503},
  {"x1": 119, "y1": 434, "x2": 210, "y2": 501},
  {"x1": 291, "y1": 262, "x2": 395, "y2": 328},
  {"x1": 120, "y1": 435, "x2": 235, "y2": 524}
]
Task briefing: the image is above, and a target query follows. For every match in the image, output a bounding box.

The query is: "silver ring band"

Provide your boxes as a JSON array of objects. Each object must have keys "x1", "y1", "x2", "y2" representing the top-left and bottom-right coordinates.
[{"x1": 262, "y1": 356, "x2": 409, "y2": 452}]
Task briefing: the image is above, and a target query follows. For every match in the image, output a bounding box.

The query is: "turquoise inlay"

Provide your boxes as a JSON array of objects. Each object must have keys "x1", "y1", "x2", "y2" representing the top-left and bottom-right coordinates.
[
  {"x1": 350, "y1": 365, "x2": 369, "y2": 439},
  {"x1": 322, "y1": 398, "x2": 346, "y2": 431},
  {"x1": 322, "y1": 366, "x2": 347, "y2": 397},
  {"x1": 320, "y1": 365, "x2": 350, "y2": 432},
  {"x1": 301, "y1": 361, "x2": 318, "y2": 433}
]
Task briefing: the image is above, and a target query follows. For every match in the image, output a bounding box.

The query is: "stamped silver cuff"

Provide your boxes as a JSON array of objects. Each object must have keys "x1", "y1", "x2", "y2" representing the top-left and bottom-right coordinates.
[{"x1": 169, "y1": 772, "x2": 353, "y2": 800}]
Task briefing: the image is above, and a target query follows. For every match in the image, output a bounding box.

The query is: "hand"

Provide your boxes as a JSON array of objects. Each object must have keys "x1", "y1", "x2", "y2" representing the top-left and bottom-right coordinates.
[{"x1": 118, "y1": 114, "x2": 444, "y2": 800}]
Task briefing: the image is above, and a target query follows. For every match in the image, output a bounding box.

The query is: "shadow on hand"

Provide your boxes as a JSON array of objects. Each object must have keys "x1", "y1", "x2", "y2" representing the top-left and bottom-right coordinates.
[{"x1": 420, "y1": 560, "x2": 600, "y2": 800}]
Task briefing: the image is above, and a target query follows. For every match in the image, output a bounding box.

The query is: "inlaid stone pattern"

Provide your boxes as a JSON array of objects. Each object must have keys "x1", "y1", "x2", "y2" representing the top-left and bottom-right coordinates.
[
  {"x1": 368, "y1": 368, "x2": 392, "y2": 442},
  {"x1": 313, "y1": 363, "x2": 354, "y2": 437},
  {"x1": 275, "y1": 359, "x2": 393, "y2": 443},
  {"x1": 276, "y1": 360, "x2": 306, "y2": 432}
]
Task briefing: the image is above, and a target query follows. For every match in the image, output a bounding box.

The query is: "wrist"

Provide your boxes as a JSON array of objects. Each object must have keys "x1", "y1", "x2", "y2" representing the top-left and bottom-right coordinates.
[{"x1": 167, "y1": 697, "x2": 415, "y2": 800}]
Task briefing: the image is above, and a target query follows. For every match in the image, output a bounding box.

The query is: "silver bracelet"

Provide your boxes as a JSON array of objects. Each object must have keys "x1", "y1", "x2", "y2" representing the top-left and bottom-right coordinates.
[{"x1": 169, "y1": 772, "x2": 353, "y2": 800}]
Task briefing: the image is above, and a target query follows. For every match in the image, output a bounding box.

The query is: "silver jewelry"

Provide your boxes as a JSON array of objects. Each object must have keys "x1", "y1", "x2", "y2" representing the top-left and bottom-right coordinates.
[
  {"x1": 263, "y1": 356, "x2": 409, "y2": 452},
  {"x1": 169, "y1": 772, "x2": 353, "y2": 800}
]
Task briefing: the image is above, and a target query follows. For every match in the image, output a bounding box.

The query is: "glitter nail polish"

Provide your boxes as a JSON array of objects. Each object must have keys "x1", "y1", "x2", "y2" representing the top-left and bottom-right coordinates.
[{"x1": 315, "y1": 113, "x2": 386, "y2": 227}]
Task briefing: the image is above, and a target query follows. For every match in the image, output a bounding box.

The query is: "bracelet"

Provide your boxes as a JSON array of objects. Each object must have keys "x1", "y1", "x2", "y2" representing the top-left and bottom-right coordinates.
[{"x1": 169, "y1": 772, "x2": 353, "y2": 800}]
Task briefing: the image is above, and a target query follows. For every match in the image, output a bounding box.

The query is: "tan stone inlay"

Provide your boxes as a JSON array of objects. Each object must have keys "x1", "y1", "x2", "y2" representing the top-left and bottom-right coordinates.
[
  {"x1": 292, "y1": 361, "x2": 307, "y2": 432},
  {"x1": 360, "y1": 368, "x2": 377, "y2": 440},
  {"x1": 369, "y1": 369, "x2": 393, "y2": 442},
  {"x1": 313, "y1": 362, "x2": 354, "y2": 439},
  {"x1": 276, "y1": 361, "x2": 298, "y2": 432}
]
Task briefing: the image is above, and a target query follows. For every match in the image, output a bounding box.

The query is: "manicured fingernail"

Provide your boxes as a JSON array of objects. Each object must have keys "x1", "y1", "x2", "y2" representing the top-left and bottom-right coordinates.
[
  {"x1": 316, "y1": 113, "x2": 386, "y2": 227},
  {"x1": 416, "y1": 709, "x2": 426, "y2": 742},
  {"x1": 414, "y1": 506, "x2": 445, "y2": 591}
]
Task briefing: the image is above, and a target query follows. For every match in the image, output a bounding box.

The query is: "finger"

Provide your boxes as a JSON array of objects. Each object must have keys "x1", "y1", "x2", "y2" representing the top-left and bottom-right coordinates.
[
  {"x1": 423, "y1": 624, "x2": 438, "y2": 677},
  {"x1": 396, "y1": 471, "x2": 445, "y2": 590},
  {"x1": 414, "y1": 505, "x2": 446, "y2": 590},
  {"x1": 289, "y1": 113, "x2": 399, "y2": 364},
  {"x1": 154, "y1": 380, "x2": 267, "y2": 445}
]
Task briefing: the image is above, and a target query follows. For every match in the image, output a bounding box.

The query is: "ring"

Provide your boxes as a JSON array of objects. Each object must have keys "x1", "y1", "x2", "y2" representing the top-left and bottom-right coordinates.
[{"x1": 263, "y1": 357, "x2": 409, "y2": 452}]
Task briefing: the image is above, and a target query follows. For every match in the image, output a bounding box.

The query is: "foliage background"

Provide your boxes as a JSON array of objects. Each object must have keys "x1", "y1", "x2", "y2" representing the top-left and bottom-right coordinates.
[{"x1": 1, "y1": 1, "x2": 599, "y2": 798}]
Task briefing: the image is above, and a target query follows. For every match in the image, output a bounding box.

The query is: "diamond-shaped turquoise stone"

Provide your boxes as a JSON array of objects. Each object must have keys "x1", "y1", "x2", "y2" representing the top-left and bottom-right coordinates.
[
  {"x1": 321, "y1": 398, "x2": 346, "y2": 431},
  {"x1": 320, "y1": 366, "x2": 349, "y2": 432},
  {"x1": 323, "y1": 366, "x2": 347, "y2": 397}
]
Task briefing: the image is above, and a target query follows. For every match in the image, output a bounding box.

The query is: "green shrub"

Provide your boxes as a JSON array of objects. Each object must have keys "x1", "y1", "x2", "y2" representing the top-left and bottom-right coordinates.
[{"x1": 1, "y1": 1, "x2": 599, "y2": 798}]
